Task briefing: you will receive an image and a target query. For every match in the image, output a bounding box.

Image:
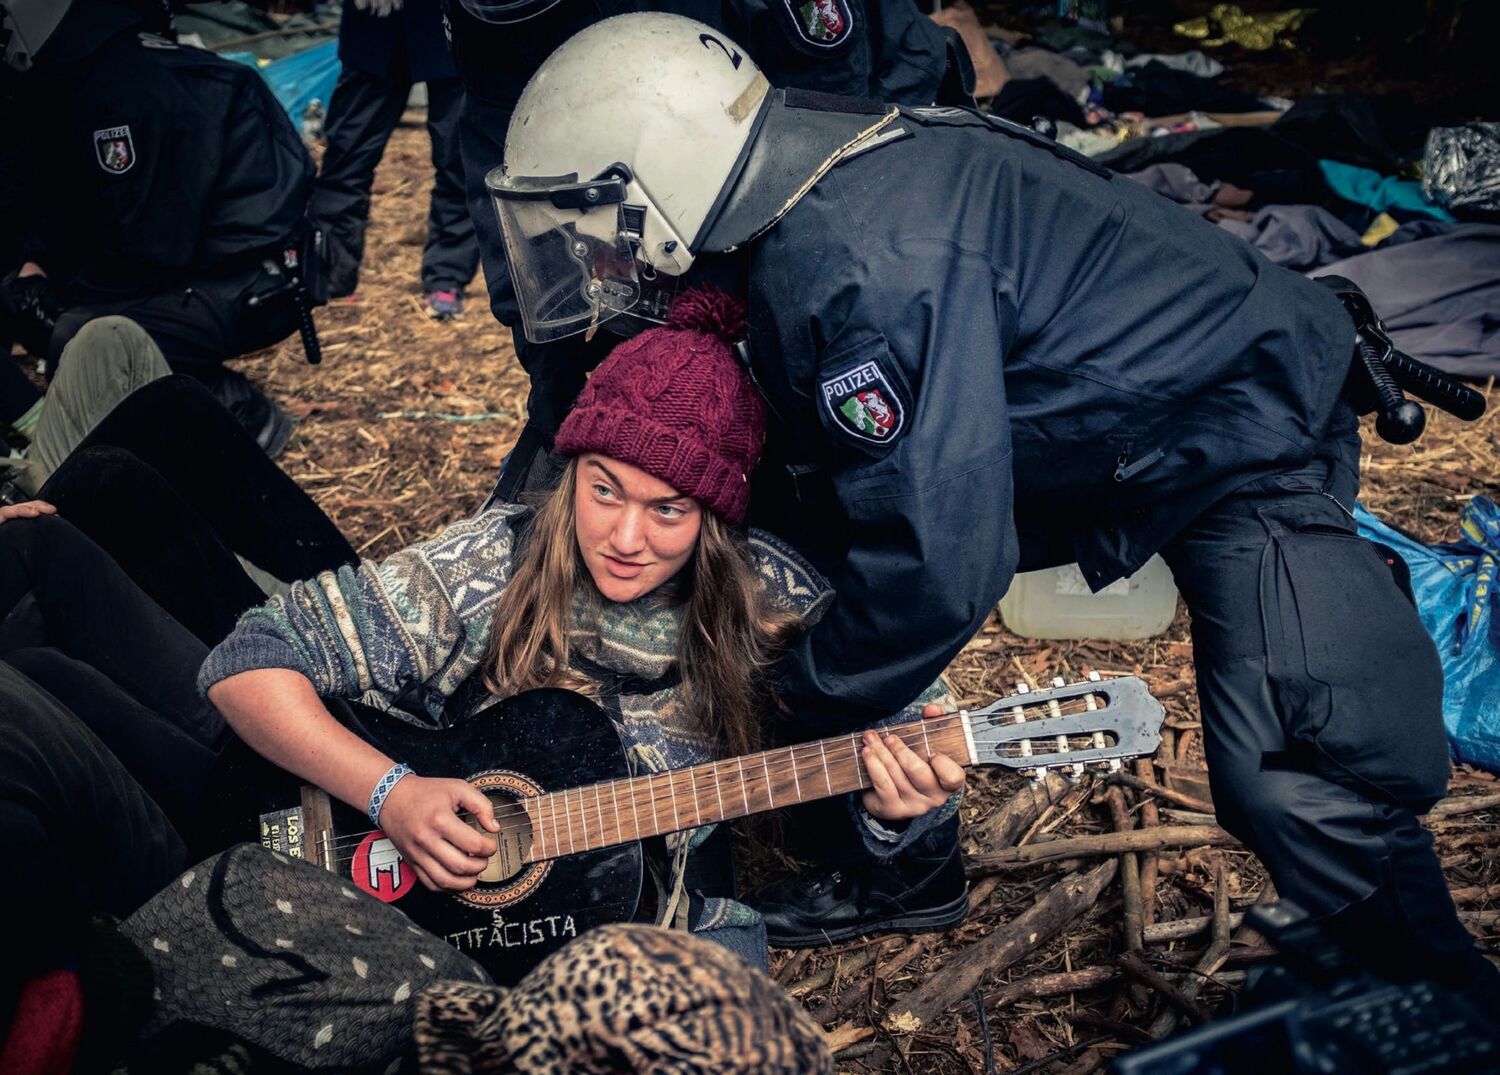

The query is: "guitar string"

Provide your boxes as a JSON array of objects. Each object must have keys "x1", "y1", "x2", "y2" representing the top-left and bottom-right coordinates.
[
  {"x1": 304, "y1": 728, "x2": 1127, "y2": 858},
  {"x1": 306, "y1": 728, "x2": 1120, "y2": 855},
  {"x1": 305, "y1": 723, "x2": 1125, "y2": 855}
]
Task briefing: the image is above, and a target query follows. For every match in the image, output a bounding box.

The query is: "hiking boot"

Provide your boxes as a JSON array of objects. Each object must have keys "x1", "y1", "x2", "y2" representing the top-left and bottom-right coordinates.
[
  {"x1": 195, "y1": 368, "x2": 293, "y2": 459},
  {"x1": 749, "y1": 843, "x2": 970, "y2": 949},
  {"x1": 424, "y1": 289, "x2": 462, "y2": 321}
]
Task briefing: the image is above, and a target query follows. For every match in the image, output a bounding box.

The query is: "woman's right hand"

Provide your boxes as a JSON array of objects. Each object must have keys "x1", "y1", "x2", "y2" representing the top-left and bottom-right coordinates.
[
  {"x1": 0, "y1": 500, "x2": 55, "y2": 525},
  {"x1": 375, "y1": 775, "x2": 500, "y2": 891}
]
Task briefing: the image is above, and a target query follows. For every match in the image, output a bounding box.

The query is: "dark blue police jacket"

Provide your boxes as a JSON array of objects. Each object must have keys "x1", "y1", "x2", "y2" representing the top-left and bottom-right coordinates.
[
  {"x1": 745, "y1": 105, "x2": 1354, "y2": 732},
  {"x1": 339, "y1": 0, "x2": 457, "y2": 84}
]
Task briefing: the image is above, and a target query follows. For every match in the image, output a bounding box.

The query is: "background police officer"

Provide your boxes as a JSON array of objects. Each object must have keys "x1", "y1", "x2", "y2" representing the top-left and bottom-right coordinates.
[
  {"x1": 490, "y1": 15, "x2": 1500, "y2": 1008},
  {"x1": 0, "y1": 0, "x2": 316, "y2": 452},
  {"x1": 310, "y1": 0, "x2": 480, "y2": 319}
]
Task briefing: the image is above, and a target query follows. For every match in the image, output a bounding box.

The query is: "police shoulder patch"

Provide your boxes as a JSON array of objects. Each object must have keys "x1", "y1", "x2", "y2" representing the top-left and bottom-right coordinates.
[
  {"x1": 820, "y1": 357, "x2": 905, "y2": 446},
  {"x1": 93, "y1": 126, "x2": 135, "y2": 175},
  {"x1": 781, "y1": 0, "x2": 855, "y2": 50}
]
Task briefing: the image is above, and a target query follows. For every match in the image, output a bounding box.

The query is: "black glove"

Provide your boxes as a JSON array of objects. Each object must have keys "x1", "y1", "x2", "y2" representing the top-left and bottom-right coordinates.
[{"x1": 0, "y1": 270, "x2": 63, "y2": 358}]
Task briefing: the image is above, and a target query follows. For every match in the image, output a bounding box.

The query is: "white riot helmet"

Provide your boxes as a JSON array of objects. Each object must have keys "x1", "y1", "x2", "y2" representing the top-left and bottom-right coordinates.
[{"x1": 489, "y1": 13, "x2": 771, "y2": 343}]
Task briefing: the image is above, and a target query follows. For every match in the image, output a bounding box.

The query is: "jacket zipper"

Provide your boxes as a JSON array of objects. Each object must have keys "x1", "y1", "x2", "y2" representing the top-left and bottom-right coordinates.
[{"x1": 1114, "y1": 446, "x2": 1165, "y2": 482}]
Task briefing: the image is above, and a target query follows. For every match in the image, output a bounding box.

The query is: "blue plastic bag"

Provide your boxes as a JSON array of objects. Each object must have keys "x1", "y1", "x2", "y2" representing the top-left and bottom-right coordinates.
[
  {"x1": 225, "y1": 40, "x2": 340, "y2": 128},
  {"x1": 1355, "y1": 498, "x2": 1500, "y2": 773}
]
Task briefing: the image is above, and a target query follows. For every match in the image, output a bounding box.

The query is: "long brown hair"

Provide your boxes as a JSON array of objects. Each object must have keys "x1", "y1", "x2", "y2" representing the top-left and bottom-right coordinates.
[{"x1": 483, "y1": 458, "x2": 802, "y2": 758}]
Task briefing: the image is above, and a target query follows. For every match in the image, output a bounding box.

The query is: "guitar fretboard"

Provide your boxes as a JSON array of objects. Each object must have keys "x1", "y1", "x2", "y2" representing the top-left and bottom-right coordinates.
[{"x1": 522, "y1": 714, "x2": 974, "y2": 862}]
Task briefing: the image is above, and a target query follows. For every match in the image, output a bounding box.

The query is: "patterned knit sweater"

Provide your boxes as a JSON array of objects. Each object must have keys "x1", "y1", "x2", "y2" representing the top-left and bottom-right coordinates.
[{"x1": 199, "y1": 504, "x2": 951, "y2": 959}]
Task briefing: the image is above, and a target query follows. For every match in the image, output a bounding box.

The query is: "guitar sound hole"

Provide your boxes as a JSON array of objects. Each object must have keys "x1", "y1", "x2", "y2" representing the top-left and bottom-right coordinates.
[
  {"x1": 475, "y1": 793, "x2": 533, "y2": 884},
  {"x1": 454, "y1": 769, "x2": 553, "y2": 909}
]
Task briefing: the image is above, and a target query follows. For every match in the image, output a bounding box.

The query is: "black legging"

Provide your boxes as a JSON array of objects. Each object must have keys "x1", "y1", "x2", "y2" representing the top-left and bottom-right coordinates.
[
  {"x1": 0, "y1": 513, "x2": 219, "y2": 747},
  {"x1": 36, "y1": 375, "x2": 356, "y2": 643}
]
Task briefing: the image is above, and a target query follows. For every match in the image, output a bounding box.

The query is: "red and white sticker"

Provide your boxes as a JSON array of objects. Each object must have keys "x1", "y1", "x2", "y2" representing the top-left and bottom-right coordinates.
[{"x1": 351, "y1": 831, "x2": 416, "y2": 903}]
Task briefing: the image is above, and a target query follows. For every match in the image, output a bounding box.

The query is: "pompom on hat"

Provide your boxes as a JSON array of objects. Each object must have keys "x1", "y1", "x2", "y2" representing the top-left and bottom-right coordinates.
[{"x1": 554, "y1": 286, "x2": 764, "y2": 524}]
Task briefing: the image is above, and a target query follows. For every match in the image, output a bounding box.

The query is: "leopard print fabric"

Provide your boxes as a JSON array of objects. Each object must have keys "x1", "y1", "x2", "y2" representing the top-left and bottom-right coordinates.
[{"x1": 414, "y1": 924, "x2": 833, "y2": 1074}]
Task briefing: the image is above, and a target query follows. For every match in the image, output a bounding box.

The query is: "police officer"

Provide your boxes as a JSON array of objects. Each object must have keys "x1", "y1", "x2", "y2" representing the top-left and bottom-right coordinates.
[
  {"x1": 310, "y1": 0, "x2": 480, "y2": 319},
  {"x1": 488, "y1": 15, "x2": 1500, "y2": 1008},
  {"x1": 443, "y1": 0, "x2": 974, "y2": 502},
  {"x1": 0, "y1": 0, "x2": 314, "y2": 452}
]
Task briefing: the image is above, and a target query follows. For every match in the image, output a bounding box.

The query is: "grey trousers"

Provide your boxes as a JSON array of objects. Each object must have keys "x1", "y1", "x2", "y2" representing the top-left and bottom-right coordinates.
[{"x1": 17, "y1": 315, "x2": 169, "y2": 493}]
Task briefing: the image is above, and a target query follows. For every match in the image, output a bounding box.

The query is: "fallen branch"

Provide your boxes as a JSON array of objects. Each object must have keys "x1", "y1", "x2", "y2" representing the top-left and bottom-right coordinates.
[
  {"x1": 1119, "y1": 952, "x2": 1211, "y2": 1024},
  {"x1": 787, "y1": 942, "x2": 881, "y2": 997},
  {"x1": 968, "y1": 825, "x2": 1238, "y2": 872},
  {"x1": 1107, "y1": 787, "x2": 1145, "y2": 955},
  {"x1": 885, "y1": 859, "x2": 1119, "y2": 1031},
  {"x1": 1134, "y1": 759, "x2": 1162, "y2": 929},
  {"x1": 984, "y1": 967, "x2": 1121, "y2": 1010},
  {"x1": 1450, "y1": 882, "x2": 1500, "y2": 905},
  {"x1": 1144, "y1": 913, "x2": 1246, "y2": 944},
  {"x1": 969, "y1": 771, "x2": 1073, "y2": 849},
  {"x1": 807, "y1": 935, "x2": 929, "y2": 1025},
  {"x1": 1147, "y1": 861, "x2": 1233, "y2": 1039},
  {"x1": 1428, "y1": 792, "x2": 1500, "y2": 818},
  {"x1": 1109, "y1": 771, "x2": 1215, "y2": 815}
]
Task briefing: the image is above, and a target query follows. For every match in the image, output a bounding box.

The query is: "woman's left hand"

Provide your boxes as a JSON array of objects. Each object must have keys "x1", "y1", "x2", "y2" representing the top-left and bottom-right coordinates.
[
  {"x1": 860, "y1": 704, "x2": 966, "y2": 821},
  {"x1": 0, "y1": 500, "x2": 55, "y2": 526}
]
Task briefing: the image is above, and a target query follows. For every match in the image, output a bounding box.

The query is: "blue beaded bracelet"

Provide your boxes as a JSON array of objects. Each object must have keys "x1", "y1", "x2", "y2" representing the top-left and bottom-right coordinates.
[{"x1": 368, "y1": 762, "x2": 414, "y2": 828}]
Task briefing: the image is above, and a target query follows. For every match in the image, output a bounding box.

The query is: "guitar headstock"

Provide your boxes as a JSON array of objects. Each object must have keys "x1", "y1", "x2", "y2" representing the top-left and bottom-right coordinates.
[{"x1": 964, "y1": 673, "x2": 1164, "y2": 778}]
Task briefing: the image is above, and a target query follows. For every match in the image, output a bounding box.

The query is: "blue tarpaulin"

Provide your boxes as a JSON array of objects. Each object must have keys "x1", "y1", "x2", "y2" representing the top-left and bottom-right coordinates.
[
  {"x1": 224, "y1": 40, "x2": 340, "y2": 128},
  {"x1": 1357, "y1": 498, "x2": 1500, "y2": 773}
]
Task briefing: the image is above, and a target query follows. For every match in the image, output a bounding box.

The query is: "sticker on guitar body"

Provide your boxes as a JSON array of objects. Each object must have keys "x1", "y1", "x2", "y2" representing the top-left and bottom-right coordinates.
[
  {"x1": 447, "y1": 911, "x2": 578, "y2": 952},
  {"x1": 352, "y1": 831, "x2": 417, "y2": 901}
]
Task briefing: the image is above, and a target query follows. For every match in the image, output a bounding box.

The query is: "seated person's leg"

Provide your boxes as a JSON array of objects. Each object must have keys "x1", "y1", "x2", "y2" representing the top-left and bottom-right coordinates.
[
  {"x1": 62, "y1": 376, "x2": 356, "y2": 586},
  {"x1": 50, "y1": 278, "x2": 294, "y2": 455},
  {"x1": 0, "y1": 662, "x2": 186, "y2": 1007},
  {"x1": 0, "y1": 514, "x2": 221, "y2": 747},
  {"x1": 4, "y1": 648, "x2": 217, "y2": 832},
  {"x1": 40, "y1": 446, "x2": 273, "y2": 644},
  {"x1": 20, "y1": 315, "x2": 169, "y2": 493}
]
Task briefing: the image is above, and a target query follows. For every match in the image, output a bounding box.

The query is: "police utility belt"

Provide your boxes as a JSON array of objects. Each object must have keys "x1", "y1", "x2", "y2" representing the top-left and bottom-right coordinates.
[{"x1": 1315, "y1": 276, "x2": 1486, "y2": 444}]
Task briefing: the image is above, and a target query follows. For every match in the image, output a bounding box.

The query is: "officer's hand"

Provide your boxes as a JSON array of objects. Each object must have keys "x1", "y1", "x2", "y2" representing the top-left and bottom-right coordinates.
[
  {"x1": 0, "y1": 500, "x2": 56, "y2": 526},
  {"x1": 375, "y1": 775, "x2": 498, "y2": 892},
  {"x1": 1, "y1": 269, "x2": 62, "y2": 356},
  {"x1": 860, "y1": 722, "x2": 966, "y2": 822}
]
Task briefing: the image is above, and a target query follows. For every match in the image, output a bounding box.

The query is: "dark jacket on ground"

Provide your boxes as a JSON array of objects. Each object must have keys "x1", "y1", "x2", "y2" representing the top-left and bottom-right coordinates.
[
  {"x1": 744, "y1": 104, "x2": 1354, "y2": 733},
  {"x1": 12, "y1": 31, "x2": 313, "y2": 301}
]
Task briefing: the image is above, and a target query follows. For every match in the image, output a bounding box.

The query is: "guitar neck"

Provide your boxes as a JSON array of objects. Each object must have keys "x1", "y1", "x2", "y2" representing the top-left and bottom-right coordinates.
[{"x1": 524, "y1": 714, "x2": 974, "y2": 863}]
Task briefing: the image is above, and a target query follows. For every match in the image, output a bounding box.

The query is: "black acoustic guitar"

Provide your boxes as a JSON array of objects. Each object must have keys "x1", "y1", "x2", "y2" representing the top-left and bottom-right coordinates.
[{"x1": 225, "y1": 675, "x2": 1162, "y2": 984}]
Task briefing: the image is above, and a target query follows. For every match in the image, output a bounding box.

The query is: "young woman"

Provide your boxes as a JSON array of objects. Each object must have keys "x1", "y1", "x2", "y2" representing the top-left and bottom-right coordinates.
[{"x1": 202, "y1": 288, "x2": 965, "y2": 963}]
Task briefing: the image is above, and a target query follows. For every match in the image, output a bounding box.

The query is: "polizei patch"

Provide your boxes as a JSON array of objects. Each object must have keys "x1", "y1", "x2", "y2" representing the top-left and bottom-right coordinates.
[
  {"x1": 782, "y1": 0, "x2": 854, "y2": 49},
  {"x1": 821, "y1": 359, "x2": 904, "y2": 444},
  {"x1": 93, "y1": 126, "x2": 135, "y2": 174}
]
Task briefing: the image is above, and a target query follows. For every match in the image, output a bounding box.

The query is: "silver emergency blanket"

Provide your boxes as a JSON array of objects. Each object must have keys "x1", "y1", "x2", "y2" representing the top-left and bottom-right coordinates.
[{"x1": 1422, "y1": 123, "x2": 1500, "y2": 215}]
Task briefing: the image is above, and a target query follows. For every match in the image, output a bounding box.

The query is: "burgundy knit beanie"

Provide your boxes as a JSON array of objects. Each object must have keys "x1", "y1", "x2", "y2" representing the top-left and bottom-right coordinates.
[{"x1": 554, "y1": 287, "x2": 764, "y2": 524}]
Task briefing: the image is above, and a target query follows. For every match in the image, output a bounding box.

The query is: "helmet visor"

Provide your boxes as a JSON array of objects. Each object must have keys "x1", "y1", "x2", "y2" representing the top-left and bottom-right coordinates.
[{"x1": 488, "y1": 169, "x2": 643, "y2": 344}]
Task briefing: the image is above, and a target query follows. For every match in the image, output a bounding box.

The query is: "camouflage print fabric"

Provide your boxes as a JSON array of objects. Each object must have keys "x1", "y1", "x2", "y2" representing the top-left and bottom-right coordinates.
[
  {"x1": 412, "y1": 924, "x2": 834, "y2": 1075},
  {"x1": 122, "y1": 843, "x2": 490, "y2": 1071}
]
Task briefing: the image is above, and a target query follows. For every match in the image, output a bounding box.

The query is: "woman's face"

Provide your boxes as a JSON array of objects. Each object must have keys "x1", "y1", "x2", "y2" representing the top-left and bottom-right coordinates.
[{"x1": 574, "y1": 454, "x2": 703, "y2": 603}]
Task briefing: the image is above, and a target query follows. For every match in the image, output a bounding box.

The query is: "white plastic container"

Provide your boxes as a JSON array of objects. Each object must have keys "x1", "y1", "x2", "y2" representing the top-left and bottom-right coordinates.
[{"x1": 999, "y1": 554, "x2": 1179, "y2": 641}]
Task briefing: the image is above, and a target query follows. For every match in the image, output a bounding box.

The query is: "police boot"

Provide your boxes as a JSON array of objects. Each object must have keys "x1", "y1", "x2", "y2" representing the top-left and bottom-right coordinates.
[
  {"x1": 750, "y1": 835, "x2": 969, "y2": 949},
  {"x1": 1319, "y1": 881, "x2": 1500, "y2": 1026}
]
